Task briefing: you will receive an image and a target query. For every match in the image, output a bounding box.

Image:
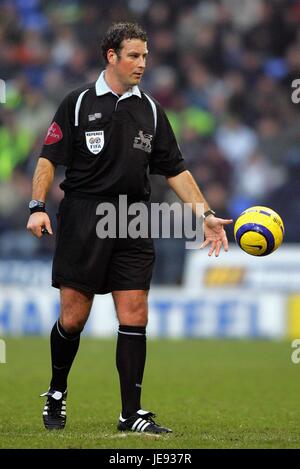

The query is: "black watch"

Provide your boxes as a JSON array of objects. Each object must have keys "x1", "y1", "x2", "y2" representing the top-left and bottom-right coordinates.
[
  {"x1": 203, "y1": 209, "x2": 216, "y2": 219},
  {"x1": 29, "y1": 200, "x2": 46, "y2": 214}
]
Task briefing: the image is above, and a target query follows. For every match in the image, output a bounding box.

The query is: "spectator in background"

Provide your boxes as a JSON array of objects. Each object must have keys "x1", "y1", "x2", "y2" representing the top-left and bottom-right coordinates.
[{"x1": 267, "y1": 147, "x2": 300, "y2": 243}]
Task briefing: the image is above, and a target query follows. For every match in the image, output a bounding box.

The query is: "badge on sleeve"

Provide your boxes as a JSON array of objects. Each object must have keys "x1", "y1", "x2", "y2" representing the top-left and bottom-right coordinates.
[
  {"x1": 44, "y1": 122, "x2": 63, "y2": 145},
  {"x1": 85, "y1": 130, "x2": 104, "y2": 155}
]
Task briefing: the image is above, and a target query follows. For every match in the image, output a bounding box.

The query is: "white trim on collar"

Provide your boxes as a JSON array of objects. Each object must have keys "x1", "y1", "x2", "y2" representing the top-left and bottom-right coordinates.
[{"x1": 95, "y1": 70, "x2": 141, "y2": 99}]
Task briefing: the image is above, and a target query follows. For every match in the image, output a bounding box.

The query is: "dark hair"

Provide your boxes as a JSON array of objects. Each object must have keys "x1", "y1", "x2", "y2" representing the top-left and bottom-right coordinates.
[{"x1": 101, "y1": 22, "x2": 147, "y2": 64}]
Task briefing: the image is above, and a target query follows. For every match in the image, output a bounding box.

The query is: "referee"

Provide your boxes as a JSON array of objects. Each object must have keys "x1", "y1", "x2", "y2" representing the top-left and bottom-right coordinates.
[{"x1": 27, "y1": 23, "x2": 232, "y2": 433}]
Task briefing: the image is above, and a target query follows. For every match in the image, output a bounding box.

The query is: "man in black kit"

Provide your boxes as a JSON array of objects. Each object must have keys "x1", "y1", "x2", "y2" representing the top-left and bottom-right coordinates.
[{"x1": 27, "y1": 23, "x2": 232, "y2": 434}]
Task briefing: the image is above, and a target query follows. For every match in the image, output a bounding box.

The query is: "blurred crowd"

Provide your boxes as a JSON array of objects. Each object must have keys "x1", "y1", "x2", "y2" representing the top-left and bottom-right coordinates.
[{"x1": 1, "y1": 0, "x2": 300, "y2": 284}]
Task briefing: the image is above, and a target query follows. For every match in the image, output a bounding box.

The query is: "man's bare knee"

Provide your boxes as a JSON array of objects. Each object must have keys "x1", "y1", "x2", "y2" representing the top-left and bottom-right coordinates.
[
  {"x1": 126, "y1": 300, "x2": 148, "y2": 326},
  {"x1": 59, "y1": 317, "x2": 85, "y2": 334},
  {"x1": 113, "y1": 290, "x2": 149, "y2": 326},
  {"x1": 59, "y1": 286, "x2": 94, "y2": 334}
]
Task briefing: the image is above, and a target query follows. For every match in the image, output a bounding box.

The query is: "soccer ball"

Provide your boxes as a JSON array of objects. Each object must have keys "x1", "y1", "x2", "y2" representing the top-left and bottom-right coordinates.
[{"x1": 234, "y1": 206, "x2": 284, "y2": 256}]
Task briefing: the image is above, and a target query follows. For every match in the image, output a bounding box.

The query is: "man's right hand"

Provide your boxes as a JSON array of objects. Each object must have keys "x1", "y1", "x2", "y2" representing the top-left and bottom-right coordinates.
[{"x1": 27, "y1": 212, "x2": 53, "y2": 238}]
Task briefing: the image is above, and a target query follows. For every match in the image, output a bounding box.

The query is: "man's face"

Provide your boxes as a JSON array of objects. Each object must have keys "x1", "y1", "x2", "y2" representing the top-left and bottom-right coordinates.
[{"x1": 112, "y1": 39, "x2": 148, "y2": 87}]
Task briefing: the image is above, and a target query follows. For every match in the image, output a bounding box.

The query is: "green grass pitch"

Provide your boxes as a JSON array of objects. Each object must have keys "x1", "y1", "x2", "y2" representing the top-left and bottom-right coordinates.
[{"x1": 1, "y1": 337, "x2": 300, "y2": 449}]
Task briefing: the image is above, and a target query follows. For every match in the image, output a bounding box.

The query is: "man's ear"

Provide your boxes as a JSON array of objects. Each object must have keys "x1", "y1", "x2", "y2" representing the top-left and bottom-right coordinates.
[{"x1": 107, "y1": 49, "x2": 117, "y2": 64}]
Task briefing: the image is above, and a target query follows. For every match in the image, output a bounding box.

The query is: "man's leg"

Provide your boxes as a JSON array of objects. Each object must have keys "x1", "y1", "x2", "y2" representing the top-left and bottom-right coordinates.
[
  {"x1": 113, "y1": 290, "x2": 148, "y2": 418},
  {"x1": 113, "y1": 289, "x2": 172, "y2": 434},
  {"x1": 50, "y1": 286, "x2": 94, "y2": 392},
  {"x1": 42, "y1": 286, "x2": 94, "y2": 430}
]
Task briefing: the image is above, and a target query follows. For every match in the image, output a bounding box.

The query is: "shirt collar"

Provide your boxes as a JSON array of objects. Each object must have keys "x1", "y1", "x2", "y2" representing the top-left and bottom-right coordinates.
[{"x1": 95, "y1": 70, "x2": 141, "y2": 99}]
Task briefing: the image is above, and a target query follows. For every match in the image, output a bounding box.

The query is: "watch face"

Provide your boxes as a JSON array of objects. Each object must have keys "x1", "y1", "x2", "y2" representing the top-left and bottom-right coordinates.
[
  {"x1": 29, "y1": 200, "x2": 38, "y2": 209},
  {"x1": 29, "y1": 200, "x2": 44, "y2": 209}
]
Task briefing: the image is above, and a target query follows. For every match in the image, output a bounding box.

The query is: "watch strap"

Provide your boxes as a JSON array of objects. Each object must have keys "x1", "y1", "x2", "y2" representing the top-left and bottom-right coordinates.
[
  {"x1": 203, "y1": 209, "x2": 216, "y2": 219},
  {"x1": 29, "y1": 200, "x2": 46, "y2": 214}
]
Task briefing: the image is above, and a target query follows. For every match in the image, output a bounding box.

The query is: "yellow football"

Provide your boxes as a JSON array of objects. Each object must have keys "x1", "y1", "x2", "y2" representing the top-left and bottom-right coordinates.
[{"x1": 234, "y1": 206, "x2": 284, "y2": 256}]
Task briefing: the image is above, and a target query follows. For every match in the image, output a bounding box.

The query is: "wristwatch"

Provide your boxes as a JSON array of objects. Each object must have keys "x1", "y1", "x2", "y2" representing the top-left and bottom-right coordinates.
[
  {"x1": 29, "y1": 200, "x2": 46, "y2": 214},
  {"x1": 203, "y1": 209, "x2": 216, "y2": 219}
]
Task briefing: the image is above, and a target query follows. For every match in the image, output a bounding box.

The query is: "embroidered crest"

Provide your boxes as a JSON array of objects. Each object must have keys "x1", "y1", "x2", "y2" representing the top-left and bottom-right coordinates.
[
  {"x1": 133, "y1": 130, "x2": 153, "y2": 154},
  {"x1": 85, "y1": 130, "x2": 104, "y2": 154}
]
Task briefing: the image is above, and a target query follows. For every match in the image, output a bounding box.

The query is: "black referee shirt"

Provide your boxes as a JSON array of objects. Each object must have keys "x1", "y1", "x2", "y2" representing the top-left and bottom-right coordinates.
[{"x1": 40, "y1": 71, "x2": 185, "y2": 201}]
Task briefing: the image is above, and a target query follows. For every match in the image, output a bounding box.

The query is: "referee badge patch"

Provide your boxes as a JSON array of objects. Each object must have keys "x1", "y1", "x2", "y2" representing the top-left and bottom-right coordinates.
[{"x1": 85, "y1": 130, "x2": 104, "y2": 154}]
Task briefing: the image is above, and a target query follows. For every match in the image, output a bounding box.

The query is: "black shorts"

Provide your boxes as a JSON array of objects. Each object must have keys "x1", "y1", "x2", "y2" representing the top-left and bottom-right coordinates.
[{"x1": 52, "y1": 194, "x2": 155, "y2": 294}]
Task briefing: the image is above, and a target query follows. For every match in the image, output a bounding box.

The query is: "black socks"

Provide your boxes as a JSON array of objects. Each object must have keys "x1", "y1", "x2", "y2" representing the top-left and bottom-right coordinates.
[
  {"x1": 116, "y1": 325, "x2": 146, "y2": 419},
  {"x1": 49, "y1": 320, "x2": 146, "y2": 418},
  {"x1": 50, "y1": 320, "x2": 81, "y2": 392}
]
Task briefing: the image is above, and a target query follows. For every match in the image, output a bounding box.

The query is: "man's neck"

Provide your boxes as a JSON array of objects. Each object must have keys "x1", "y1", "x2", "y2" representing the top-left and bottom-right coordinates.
[{"x1": 104, "y1": 69, "x2": 130, "y2": 96}]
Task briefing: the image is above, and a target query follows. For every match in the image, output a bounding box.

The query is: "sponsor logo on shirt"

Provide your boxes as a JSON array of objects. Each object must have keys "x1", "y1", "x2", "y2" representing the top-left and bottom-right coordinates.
[
  {"x1": 85, "y1": 130, "x2": 104, "y2": 154},
  {"x1": 44, "y1": 122, "x2": 63, "y2": 145},
  {"x1": 133, "y1": 130, "x2": 153, "y2": 154}
]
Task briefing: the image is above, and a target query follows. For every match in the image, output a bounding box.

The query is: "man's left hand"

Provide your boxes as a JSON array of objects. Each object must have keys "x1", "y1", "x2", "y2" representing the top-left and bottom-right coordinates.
[{"x1": 200, "y1": 216, "x2": 233, "y2": 257}]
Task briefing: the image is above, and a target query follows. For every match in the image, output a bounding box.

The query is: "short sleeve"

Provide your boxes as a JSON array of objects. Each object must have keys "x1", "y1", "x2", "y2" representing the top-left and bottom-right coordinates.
[
  {"x1": 149, "y1": 103, "x2": 185, "y2": 177},
  {"x1": 39, "y1": 92, "x2": 74, "y2": 166}
]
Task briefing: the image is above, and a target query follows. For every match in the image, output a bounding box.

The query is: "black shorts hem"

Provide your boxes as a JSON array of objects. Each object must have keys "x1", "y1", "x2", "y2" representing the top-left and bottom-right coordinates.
[
  {"x1": 52, "y1": 277, "x2": 97, "y2": 294},
  {"x1": 108, "y1": 283, "x2": 151, "y2": 293},
  {"x1": 52, "y1": 277, "x2": 151, "y2": 295}
]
